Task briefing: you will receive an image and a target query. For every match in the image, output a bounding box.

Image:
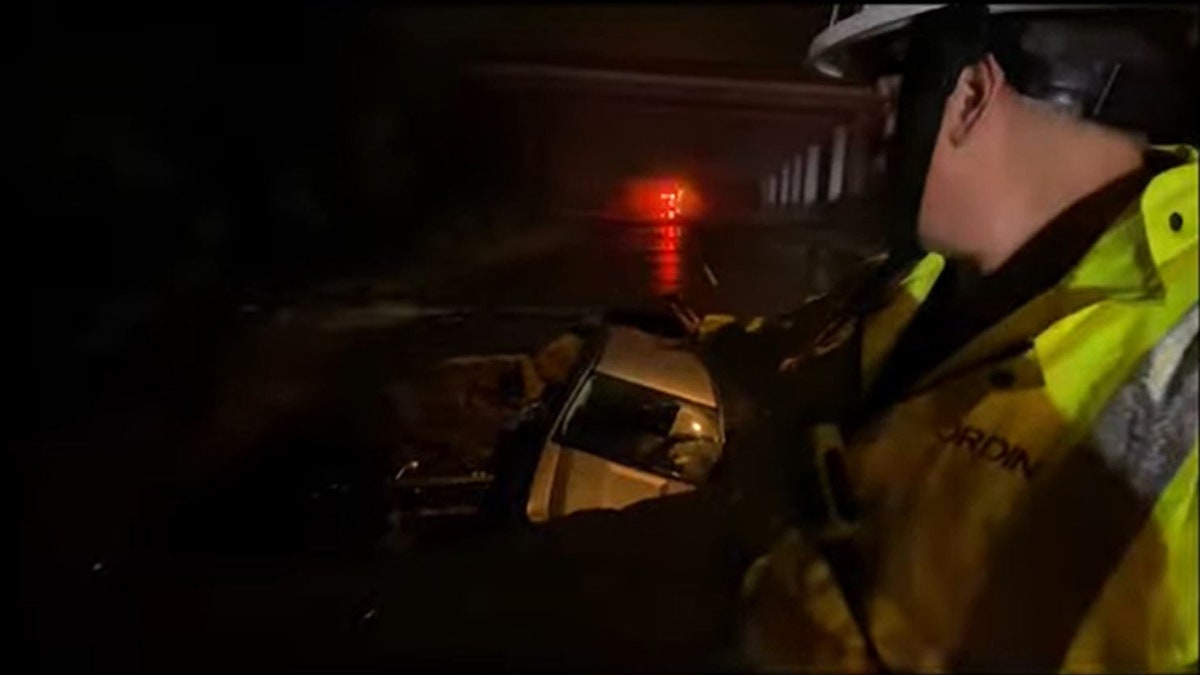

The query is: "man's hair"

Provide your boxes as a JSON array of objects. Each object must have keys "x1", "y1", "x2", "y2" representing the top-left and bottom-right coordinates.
[
  {"x1": 987, "y1": 10, "x2": 1198, "y2": 142},
  {"x1": 1014, "y1": 90, "x2": 1151, "y2": 147}
]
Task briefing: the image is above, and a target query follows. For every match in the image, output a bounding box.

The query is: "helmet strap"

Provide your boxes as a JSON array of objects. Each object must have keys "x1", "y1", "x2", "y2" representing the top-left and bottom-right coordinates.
[{"x1": 883, "y1": 4, "x2": 991, "y2": 269}]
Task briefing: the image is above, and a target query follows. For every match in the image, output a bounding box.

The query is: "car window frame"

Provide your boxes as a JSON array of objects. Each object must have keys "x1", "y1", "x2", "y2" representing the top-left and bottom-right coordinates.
[{"x1": 551, "y1": 370, "x2": 721, "y2": 485}]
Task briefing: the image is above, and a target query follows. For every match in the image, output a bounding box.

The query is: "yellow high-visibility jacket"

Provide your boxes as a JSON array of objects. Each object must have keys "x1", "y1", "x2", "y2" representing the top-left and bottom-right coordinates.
[{"x1": 741, "y1": 147, "x2": 1198, "y2": 673}]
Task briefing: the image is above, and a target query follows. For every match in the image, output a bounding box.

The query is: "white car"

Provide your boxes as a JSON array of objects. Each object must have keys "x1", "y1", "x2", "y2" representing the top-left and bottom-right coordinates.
[{"x1": 524, "y1": 325, "x2": 725, "y2": 522}]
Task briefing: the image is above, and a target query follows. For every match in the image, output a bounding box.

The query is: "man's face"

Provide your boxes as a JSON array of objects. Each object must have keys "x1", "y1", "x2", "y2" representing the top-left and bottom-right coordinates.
[
  {"x1": 918, "y1": 118, "x2": 973, "y2": 254},
  {"x1": 893, "y1": 58, "x2": 1005, "y2": 258},
  {"x1": 874, "y1": 72, "x2": 975, "y2": 256}
]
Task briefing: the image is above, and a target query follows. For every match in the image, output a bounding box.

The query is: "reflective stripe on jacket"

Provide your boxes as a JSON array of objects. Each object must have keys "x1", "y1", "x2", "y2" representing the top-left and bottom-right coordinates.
[{"x1": 742, "y1": 146, "x2": 1199, "y2": 673}]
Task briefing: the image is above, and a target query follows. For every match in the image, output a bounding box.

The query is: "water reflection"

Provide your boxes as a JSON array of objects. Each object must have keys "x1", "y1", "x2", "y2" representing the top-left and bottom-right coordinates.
[
  {"x1": 601, "y1": 220, "x2": 690, "y2": 298},
  {"x1": 644, "y1": 223, "x2": 685, "y2": 296}
]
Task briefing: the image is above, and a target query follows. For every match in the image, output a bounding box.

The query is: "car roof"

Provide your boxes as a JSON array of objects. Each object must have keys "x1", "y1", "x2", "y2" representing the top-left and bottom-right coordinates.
[{"x1": 594, "y1": 326, "x2": 718, "y2": 408}]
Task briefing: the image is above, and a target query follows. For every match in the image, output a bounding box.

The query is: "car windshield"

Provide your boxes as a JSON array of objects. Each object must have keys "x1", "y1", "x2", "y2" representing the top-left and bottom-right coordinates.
[{"x1": 556, "y1": 372, "x2": 721, "y2": 484}]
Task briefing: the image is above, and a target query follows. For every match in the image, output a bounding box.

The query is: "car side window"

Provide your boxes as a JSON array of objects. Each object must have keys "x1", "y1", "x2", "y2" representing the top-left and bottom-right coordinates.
[{"x1": 556, "y1": 373, "x2": 720, "y2": 484}]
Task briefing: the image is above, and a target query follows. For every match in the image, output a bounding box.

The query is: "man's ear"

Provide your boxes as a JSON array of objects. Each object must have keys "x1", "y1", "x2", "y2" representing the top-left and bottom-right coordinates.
[{"x1": 946, "y1": 54, "x2": 1004, "y2": 146}]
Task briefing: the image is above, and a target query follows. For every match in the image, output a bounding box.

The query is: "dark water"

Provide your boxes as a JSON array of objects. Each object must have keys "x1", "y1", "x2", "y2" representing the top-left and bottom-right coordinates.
[
  {"x1": 416, "y1": 219, "x2": 863, "y2": 317},
  {"x1": 20, "y1": 214, "x2": 869, "y2": 669}
]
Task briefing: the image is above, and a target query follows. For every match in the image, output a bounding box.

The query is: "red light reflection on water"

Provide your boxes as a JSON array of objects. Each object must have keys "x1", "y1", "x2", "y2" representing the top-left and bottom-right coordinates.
[
  {"x1": 649, "y1": 224, "x2": 684, "y2": 295},
  {"x1": 604, "y1": 176, "x2": 699, "y2": 295}
]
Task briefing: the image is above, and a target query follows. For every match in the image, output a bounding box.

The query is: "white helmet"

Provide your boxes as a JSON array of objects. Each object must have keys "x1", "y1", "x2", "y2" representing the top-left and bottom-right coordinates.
[
  {"x1": 804, "y1": 4, "x2": 1197, "y2": 269},
  {"x1": 809, "y1": 5, "x2": 1191, "y2": 82}
]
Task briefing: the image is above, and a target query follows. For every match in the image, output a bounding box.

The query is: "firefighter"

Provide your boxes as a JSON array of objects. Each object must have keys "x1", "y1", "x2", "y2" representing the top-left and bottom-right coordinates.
[{"x1": 720, "y1": 5, "x2": 1198, "y2": 672}]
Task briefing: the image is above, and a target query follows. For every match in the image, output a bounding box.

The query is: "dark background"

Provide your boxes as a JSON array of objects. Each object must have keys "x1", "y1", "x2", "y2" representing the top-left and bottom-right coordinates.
[
  {"x1": 16, "y1": 3, "x2": 1197, "y2": 669},
  {"x1": 17, "y1": 2, "x2": 849, "y2": 425},
  {"x1": 17, "y1": 3, "x2": 855, "y2": 668}
]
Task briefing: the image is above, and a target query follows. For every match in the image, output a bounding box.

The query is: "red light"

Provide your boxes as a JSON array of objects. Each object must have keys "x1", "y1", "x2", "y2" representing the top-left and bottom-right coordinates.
[{"x1": 616, "y1": 177, "x2": 702, "y2": 223}]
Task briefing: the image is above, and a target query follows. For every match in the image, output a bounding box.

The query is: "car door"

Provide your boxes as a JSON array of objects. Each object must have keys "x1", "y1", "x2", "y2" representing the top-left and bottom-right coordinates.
[{"x1": 526, "y1": 372, "x2": 722, "y2": 522}]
